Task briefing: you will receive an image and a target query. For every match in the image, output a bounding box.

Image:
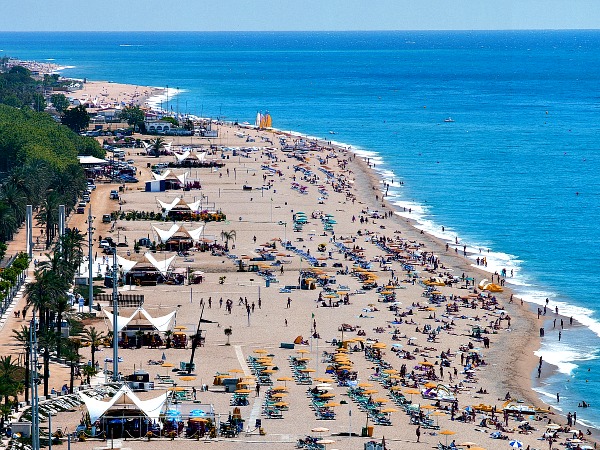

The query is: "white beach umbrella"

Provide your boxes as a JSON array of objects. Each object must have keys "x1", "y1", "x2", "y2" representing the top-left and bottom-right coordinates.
[{"x1": 508, "y1": 440, "x2": 523, "y2": 449}]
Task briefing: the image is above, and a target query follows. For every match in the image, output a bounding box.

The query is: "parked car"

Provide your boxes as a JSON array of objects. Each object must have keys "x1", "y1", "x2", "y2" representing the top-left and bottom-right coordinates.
[
  {"x1": 102, "y1": 214, "x2": 112, "y2": 223},
  {"x1": 110, "y1": 190, "x2": 119, "y2": 200}
]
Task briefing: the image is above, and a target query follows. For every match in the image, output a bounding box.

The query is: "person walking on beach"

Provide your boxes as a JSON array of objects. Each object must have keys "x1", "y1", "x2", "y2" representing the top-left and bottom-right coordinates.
[
  {"x1": 415, "y1": 425, "x2": 421, "y2": 443},
  {"x1": 556, "y1": 392, "x2": 560, "y2": 403}
]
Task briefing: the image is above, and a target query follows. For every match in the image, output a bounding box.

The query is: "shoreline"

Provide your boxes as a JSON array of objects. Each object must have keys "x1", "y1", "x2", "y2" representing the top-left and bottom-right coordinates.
[{"x1": 1, "y1": 63, "x2": 596, "y2": 447}]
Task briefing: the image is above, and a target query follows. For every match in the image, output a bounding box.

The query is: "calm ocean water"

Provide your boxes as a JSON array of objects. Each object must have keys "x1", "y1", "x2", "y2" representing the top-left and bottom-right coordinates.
[{"x1": 2, "y1": 30, "x2": 600, "y2": 426}]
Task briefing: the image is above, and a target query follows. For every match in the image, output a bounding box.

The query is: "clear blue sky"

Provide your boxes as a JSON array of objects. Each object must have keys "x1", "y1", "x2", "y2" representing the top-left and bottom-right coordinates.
[{"x1": 2, "y1": 0, "x2": 599, "y2": 31}]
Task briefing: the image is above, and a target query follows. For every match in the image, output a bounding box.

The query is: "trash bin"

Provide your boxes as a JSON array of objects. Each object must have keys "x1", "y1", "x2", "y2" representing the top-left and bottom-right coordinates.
[
  {"x1": 266, "y1": 279, "x2": 270, "y2": 287},
  {"x1": 367, "y1": 426, "x2": 374, "y2": 437},
  {"x1": 361, "y1": 427, "x2": 368, "y2": 437}
]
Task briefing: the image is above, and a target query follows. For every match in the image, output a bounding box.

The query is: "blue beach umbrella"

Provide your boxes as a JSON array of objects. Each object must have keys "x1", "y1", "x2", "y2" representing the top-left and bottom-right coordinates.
[{"x1": 509, "y1": 440, "x2": 523, "y2": 449}]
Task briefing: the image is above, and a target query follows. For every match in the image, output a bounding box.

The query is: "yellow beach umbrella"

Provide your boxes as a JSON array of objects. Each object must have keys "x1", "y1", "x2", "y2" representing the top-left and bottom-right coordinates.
[
  {"x1": 162, "y1": 363, "x2": 175, "y2": 368},
  {"x1": 235, "y1": 389, "x2": 251, "y2": 394},
  {"x1": 271, "y1": 386, "x2": 288, "y2": 391},
  {"x1": 319, "y1": 393, "x2": 335, "y2": 398},
  {"x1": 381, "y1": 407, "x2": 399, "y2": 413},
  {"x1": 277, "y1": 376, "x2": 294, "y2": 381},
  {"x1": 358, "y1": 382, "x2": 373, "y2": 388},
  {"x1": 254, "y1": 349, "x2": 268, "y2": 354},
  {"x1": 323, "y1": 402, "x2": 340, "y2": 408},
  {"x1": 271, "y1": 393, "x2": 287, "y2": 398},
  {"x1": 297, "y1": 349, "x2": 310, "y2": 354},
  {"x1": 273, "y1": 402, "x2": 289, "y2": 407}
]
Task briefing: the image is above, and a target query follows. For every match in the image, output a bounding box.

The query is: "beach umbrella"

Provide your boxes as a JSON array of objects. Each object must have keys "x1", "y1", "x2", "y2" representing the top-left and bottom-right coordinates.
[
  {"x1": 316, "y1": 439, "x2": 335, "y2": 445},
  {"x1": 431, "y1": 410, "x2": 446, "y2": 427},
  {"x1": 261, "y1": 369, "x2": 276, "y2": 374},
  {"x1": 273, "y1": 402, "x2": 289, "y2": 408},
  {"x1": 323, "y1": 402, "x2": 340, "y2": 408},
  {"x1": 362, "y1": 389, "x2": 378, "y2": 395},
  {"x1": 440, "y1": 430, "x2": 456, "y2": 446},
  {"x1": 271, "y1": 386, "x2": 288, "y2": 391},
  {"x1": 229, "y1": 369, "x2": 244, "y2": 374},
  {"x1": 235, "y1": 389, "x2": 251, "y2": 394},
  {"x1": 314, "y1": 377, "x2": 335, "y2": 383},
  {"x1": 271, "y1": 393, "x2": 287, "y2": 398},
  {"x1": 319, "y1": 393, "x2": 335, "y2": 398},
  {"x1": 420, "y1": 404, "x2": 436, "y2": 410},
  {"x1": 382, "y1": 369, "x2": 398, "y2": 374},
  {"x1": 372, "y1": 397, "x2": 389, "y2": 403},
  {"x1": 254, "y1": 349, "x2": 268, "y2": 354},
  {"x1": 300, "y1": 368, "x2": 316, "y2": 373},
  {"x1": 311, "y1": 427, "x2": 329, "y2": 433},
  {"x1": 297, "y1": 357, "x2": 311, "y2": 362},
  {"x1": 174, "y1": 325, "x2": 187, "y2": 330},
  {"x1": 358, "y1": 382, "x2": 374, "y2": 388},
  {"x1": 380, "y1": 408, "x2": 398, "y2": 413},
  {"x1": 508, "y1": 440, "x2": 523, "y2": 449},
  {"x1": 423, "y1": 382, "x2": 438, "y2": 388},
  {"x1": 297, "y1": 349, "x2": 310, "y2": 354},
  {"x1": 179, "y1": 376, "x2": 196, "y2": 382},
  {"x1": 420, "y1": 361, "x2": 434, "y2": 367}
]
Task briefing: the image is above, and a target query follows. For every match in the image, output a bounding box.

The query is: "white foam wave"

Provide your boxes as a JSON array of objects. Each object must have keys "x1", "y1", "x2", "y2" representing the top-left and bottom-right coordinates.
[
  {"x1": 532, "y1": 387, "x2": 564, "y2": 411},
  {"x1": 145, "y1": 87, "x2": 185, "y2": 112},
  {"x1": 535, "y1": 343, "x2": 597, "y2": 375}
]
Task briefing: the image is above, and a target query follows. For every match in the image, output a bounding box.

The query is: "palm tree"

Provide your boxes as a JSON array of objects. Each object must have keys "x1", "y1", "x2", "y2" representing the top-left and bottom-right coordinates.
[
  {"x1": 1, "y1": 183, "x2": 26, "y2": 225},
  {"x1": 224, "y1": 327, "x2": 232, "y2": 346},
  {"x1": 0, "y1": 203, "x2": 17, "y2": 242},
  {"x1": 82, "y1": 365, "x2": 97, "y2": 385},
  {"x1": 0, "y1": 356, "x2": 24, "y2": 414},
  {"x1": 11, "y1": 326, "x2": 30, "y2": 403},
  {"x1": 37, "y1": 330, "x2": 58, "y2": 397},
  {"x1": 63, "y1": 338, "x2": 82, "y2": 394},
  {"x1": 81, "y1": 327, "x2": 106, "y2": 368},
  {"x1": 220, "y1": 230, "x2": 236, "y2": 251},
  {"x1": 149, "y1": 137, "x2": 165, "y2": 158}
]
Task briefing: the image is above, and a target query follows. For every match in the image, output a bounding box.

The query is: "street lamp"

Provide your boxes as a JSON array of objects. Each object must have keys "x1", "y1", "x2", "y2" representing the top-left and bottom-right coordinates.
[{"x1": 278, "y1": 221, "x2": 287, "y2": 246}]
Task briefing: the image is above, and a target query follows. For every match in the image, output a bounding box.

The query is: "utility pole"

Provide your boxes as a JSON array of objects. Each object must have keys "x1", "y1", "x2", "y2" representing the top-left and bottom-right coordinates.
[
  {"x1": 30, "y1": 312, "x2": 40, "y2": 450},
  {"x1": 88, "y1": 207, "x2": 94, "y2": 312},
  {"x1": 112, "y1": 248, "x2": 119, "y2": 381}
]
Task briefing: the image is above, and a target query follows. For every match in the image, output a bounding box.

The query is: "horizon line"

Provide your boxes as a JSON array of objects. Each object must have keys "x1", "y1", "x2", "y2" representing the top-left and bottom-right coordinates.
[{"x1": 1, "y1": 28, "x2": 600, "y2": 33}]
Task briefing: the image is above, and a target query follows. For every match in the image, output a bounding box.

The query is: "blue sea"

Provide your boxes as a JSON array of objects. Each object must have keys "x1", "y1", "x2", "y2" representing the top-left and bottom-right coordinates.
[{"x1": 3, "y1": 30, "x2": 600, "y2": 426}]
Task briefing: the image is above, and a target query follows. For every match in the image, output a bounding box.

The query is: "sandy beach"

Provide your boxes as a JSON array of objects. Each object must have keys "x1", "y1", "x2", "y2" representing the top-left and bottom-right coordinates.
[{"x1": 0, "y1": 77, "x2": 593, "y2": 450}]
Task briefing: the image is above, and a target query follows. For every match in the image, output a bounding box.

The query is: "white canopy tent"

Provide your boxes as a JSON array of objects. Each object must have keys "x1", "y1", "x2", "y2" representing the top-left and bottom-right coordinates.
[
  {"x1": 103, "y1": 306, "x2": 176, "y2": 333},
  {"x1": 157, "y1": 198, "x2": 180, "y2": 212},
  {"x1": 78, "y1": 155, "x2": 108, "y2": 165},
  {"x1": 78, "y1": 384, "x2": 167, "y2": 423},
  {"x1": 116, "y1": 255, "x2": 138, "y2": 274},
  {"x1": 152, "y1": 170, "x2": 171, "y2": 181},
  {"x1": 152, "y1": 223, "x2": 205, "y2": 244},
  {"x1": 174, "y1": 150, "x2": 191, "y2": 162},
  {"x1": 144, "y1": 252, "x2": 176, "y2": 275},
  {"x1": 152, "y1": 224, "x2": 180, "y2": 243},
  {"x1": 176, "y1": 172, "x2": 189, "y2": 185},
  {"x1": 196, "y1": 152, "x2": 207, "y2": 162}
]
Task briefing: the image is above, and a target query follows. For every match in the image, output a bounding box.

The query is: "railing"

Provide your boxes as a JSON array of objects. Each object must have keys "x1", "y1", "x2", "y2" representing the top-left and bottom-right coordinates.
[{"x1": 94, "y1": 293, "x2": 145, "y2": 307}]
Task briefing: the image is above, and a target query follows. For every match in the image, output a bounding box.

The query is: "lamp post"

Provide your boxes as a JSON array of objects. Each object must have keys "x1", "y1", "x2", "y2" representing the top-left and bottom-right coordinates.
[
  {"x1": 111, "y1": 247, "x2": 119, "y2": 382},
  {"x1": 87, "y1": 207, "x2": 94, "y2": 312},
  {"x1": 278, "y1": 221, "x2": 287, "y2": 246}
]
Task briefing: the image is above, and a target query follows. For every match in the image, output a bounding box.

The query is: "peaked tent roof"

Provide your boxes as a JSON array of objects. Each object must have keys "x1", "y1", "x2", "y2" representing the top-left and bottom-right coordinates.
[
  {"x1": 152, "y1": 223, "x2": 180, "y2": 243},
  {"x1": 158, "y1": 197, "x2": 181, "y2": 212},
  {"x1": 79, "y1": 384, "x2": 167, "y2": 423},
  {"x1": 103, "y1": 306, "x2": 176, "y2": 333},
  {"x1": 196, "y1": 152, "x2": 207, "y2": 162},
  {"x1": 116, "y1": 255, "x2": 138, "y2": 274},
  {"x1": 152, "y1": 170, "x2": 171, "y2": 181},
  {"x1": 174, "y1": 150, "x2": 191, "y2": 162},
  {"x1": 145, "y1": 252, "x2": 176, "y2": 275},
  {"x1": 153, "y1": 223, "x2": 204, "y2": 243}
]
